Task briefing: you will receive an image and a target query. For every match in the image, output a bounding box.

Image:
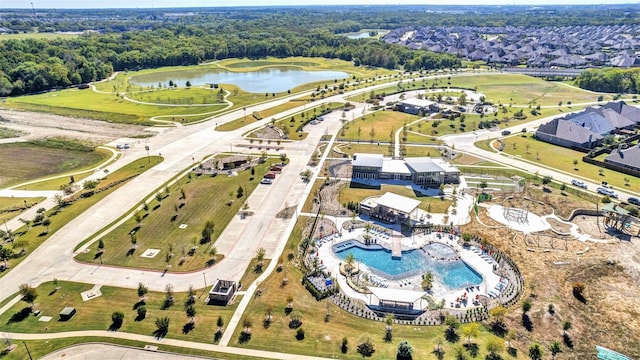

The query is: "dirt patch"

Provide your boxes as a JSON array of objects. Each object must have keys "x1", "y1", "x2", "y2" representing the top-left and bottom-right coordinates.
[
  {"x1": 463, "y1": 185, "x2": 640, "y2": 358},
  {"x1": 308, "y1": 180, "x2": 351, "y2": 217},
  {"x1": 250, "y1": 125, "x2": 283, "y2": 140},
  {"x1": 546, "y1": 217, "x2": 573, "y2": 233},
  {"x1": 0, "y1": 109, "x2": 150, "y2": 145}
]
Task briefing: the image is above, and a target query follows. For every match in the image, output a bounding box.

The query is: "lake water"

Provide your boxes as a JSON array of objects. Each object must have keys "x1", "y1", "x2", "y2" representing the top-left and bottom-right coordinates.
[{"x1": 130, "y1": 67, "x2": 348, "y2": 93}]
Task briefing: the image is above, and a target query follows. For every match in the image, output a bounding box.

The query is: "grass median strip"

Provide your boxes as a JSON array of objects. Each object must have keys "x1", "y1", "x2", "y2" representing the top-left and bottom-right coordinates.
[{"x1": 0, "y1": 157, "x2": 162, "y2": 279}]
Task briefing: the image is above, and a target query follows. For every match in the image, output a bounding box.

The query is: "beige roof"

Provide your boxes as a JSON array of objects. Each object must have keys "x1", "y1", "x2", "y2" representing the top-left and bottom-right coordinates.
[{"x1": 375, "y1": 192, "x2": 420, "y2": 214}]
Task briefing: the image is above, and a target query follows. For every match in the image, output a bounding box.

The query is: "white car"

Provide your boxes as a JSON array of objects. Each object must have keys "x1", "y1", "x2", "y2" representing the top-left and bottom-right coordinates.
[
  {"x1": 597, "y1": 187, "x2": 617, "y2": 198},
  {"x1": 571, "y1": 180, "x2": 587, "y2": 189},
  {"x1": 260, "y1": 178, "x2": 273, "y2": 185}
]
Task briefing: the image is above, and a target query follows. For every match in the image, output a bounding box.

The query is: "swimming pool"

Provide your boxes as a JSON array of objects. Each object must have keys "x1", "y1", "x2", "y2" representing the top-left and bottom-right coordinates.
[{"x1": 333, "y1": 241, "x2": 482, "y2": 289}]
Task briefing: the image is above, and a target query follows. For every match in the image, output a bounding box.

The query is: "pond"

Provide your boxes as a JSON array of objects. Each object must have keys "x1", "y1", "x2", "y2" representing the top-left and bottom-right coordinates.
[{"x1": 129, "y1": 66, "x2": 349, "y2": 93}]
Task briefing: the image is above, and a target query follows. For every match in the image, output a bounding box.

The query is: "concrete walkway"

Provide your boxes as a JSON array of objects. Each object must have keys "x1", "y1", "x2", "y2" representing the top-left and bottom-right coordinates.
[{"x1": 2, "y1": 331, "x2": 333, "y2": 360}]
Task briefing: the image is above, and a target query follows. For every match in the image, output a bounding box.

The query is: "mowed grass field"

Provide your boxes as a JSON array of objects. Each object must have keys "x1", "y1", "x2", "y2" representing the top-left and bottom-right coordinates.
[
  {"x1": 1, "y1": 157, "x2": 162, "y2": 280},
  {"x1": 339, "y1": 110, "x2": 420, "y2": 142},
  {"x1": 500, "y1": 135, "x2": 639, "y2": 192},
  {"x1": 75, "y1": 161, "x2": 270, "y2": 272},
  {"x1": 0, "y1": 32, "x2": 80, "y2": 40},
  {"x1": 0, "y1": 281, "x2": 239, "y2": 345},
  {"x1": 330, "y1": 142, "x2": 438, "y2": 158},
  {"x1": 448, "y1": 74, "x2": 612, "y2": 107},
  {"x1": 6, "y1": 88, "x2": 225, "y2": 124},
  {"x1": 0, "y1": 142, "x2": 112, "y2": 188},
  {"x1": 232, "y1": 217, "x2": 516, "y2": 359}
]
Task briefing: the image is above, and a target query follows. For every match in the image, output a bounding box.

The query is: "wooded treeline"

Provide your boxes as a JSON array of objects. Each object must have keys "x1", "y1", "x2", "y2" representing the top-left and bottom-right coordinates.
[
  {"x1": 575, "y1": 68, "x2": 640, "y2": 94},
  {"x1": 0, "y1": 24, "x2": 459, "y2": 96}
]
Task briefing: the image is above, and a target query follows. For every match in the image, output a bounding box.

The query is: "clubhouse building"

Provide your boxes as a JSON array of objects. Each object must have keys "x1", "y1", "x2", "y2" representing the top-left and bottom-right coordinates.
[{"x1": 351, "y1": 153, "x2": 460, "y2": 186}]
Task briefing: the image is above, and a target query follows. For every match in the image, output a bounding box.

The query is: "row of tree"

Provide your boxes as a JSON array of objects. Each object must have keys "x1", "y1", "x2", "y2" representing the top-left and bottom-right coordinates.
[{"x1": 574, "y1": 68, "x2": 640, "y2": 94}]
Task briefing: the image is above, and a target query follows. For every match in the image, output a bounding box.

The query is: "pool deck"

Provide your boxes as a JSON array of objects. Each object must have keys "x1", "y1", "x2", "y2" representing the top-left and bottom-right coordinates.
[{"x1": 316, "y1": 218, "x2": 503, "y2": 310}]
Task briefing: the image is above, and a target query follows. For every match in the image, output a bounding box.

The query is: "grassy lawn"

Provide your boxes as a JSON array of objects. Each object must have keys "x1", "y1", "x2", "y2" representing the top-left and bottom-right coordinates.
[
  {"x1": 0, "y1": 32, "x2": 80, "y2": 40},
  {"x1": 231, "y1": 218, "x2": 515, "y2": 359},
  {"x1": 339, "y1": 110, "x2": 420, "y2": 142},
  {"x1": 331, "y1": 142, "x2": 437, "y2": 158},
  {"x1": 0, "y1": 142, "x2": 112, "y2": 189},
  {"x1": 0, "y1": 197, "x2": 45, "y2": 223},
  {"x1": 75, "y1": 161, "x2": 270, "y2": 272},
  {"x1": 1, "y1": 157, "x2": 162, "y2": 279},
  {"x1": 0, "y1": 281, "x2": 239, "y2": 345},
  {"x1": 6, "y1": 89, "x2": 223, "y2": 125},
  {"x1": 452, "y1": 153, "x2": 504, "y2": 167},
  {"x1": 447, "y1": 74, "x2": 612, "y2": 107},
  {"x1": 500, "y1": 135, "x2": 639, "y2": 192}
]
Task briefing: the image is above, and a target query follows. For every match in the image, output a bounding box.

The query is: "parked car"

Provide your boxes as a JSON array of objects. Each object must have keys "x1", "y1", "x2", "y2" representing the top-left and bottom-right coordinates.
[
  {"x1": 263, "y1": 172, "x2": 276, "y2": 179},
  {"x1": 501, "y1": 130, "x2": 511, "y2": 136},
  {"x1": 571, "y1": 179, "x2": 587, "y2": 189},
  {"x1": 597, "y1": 187, "x2": 618, "y2": 198},
  {"x1": 628, "y1": 197, "x2": 640, "y2": 206},
  {"x1": 270, "y1": 165, "x2": 283, "y2": 172},
  {"x1": 260, "y1": 178, "x2": 273, "y2": 184}
]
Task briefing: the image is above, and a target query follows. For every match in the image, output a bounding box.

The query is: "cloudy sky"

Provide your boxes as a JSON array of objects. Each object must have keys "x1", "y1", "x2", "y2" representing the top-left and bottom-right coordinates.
[{"x1": 0, "y1": 0, "x2": 635, "y2": 9}]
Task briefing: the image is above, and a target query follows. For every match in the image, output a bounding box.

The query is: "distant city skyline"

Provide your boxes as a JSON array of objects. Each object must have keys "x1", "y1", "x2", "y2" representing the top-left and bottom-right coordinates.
[{"x1": 0, "y1": 0, "x2": 636, "y2": 9}]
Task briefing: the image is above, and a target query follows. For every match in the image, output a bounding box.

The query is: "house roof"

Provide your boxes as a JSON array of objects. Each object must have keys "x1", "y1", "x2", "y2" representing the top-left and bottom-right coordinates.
[
  {"x1": 368, "y1": 286, "x2": 426, "y2": 304},
  {"x1": 352, "y1": 153, "x2": 383, "y2": 168},
  {"x1": 382, "y1": 159, "x2": 412, "y2": 175},
  {"x1": 588, "y1": 108, "x2": 636, "y2": 129},
  {"x1": 537, "y1": 118, "x2": 604, "y2": 145},
  {"x1": 399, "y1": 98, "x2": 436, "y2": 108},
  {"x1": 605, "y1": 145, "x2": 640, "y2": 170},
  {"x1": 404, "y1": 157, "x2": 445, "y2": 173},
  {"x1": 375, "y1": 192, "x2": 421, "y2": 215},
  {"x1": 602, "y1": 101, "x2": 640, "y2": 123},
  {"x1": 567, "y1": 112, "x2": 616, "y2": 135}
]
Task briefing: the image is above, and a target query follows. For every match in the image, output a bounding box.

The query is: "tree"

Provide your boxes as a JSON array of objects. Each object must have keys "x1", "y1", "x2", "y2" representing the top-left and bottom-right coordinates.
[
  {"x1": 486, "y1": 337, "x2": 505, "y2": 357},
  {"x1": 573, "y1": 159, "x2": 579, "y2": 170},
  {"x1": 528, "y1": 343, "x2": 543, "y2": 360},
  {"x1": 111, "y1": 311, "x2": 124, "y2": 330},
  {"x1": 19, "y1": 284, "x2": 38, "y2": 308},
  {"x1": 201, "y1": 221, "x2": 215, "y2": 243},
  {"x1": 256, "y1": 247, "x2": 266, "y2": 272},
  {"x1": 562, "y1": 320, "x2": 572, "y2": 334},
  {"x1": 186, "y1": 305, "x2": 197, "y2": 322},
  {"x1": 421, "y1": 271, "x2": 433, "y2": 290},
  {"x1": 522, "y1": 298, "x2": 532, "y2": 313},
  {"x1": 357, "y1": 337, "x2": 375, "y2": 357},
  {"x1": 548, "y1": 341, "x2": 562, "y2": 359},
  {"x1": 97, "y1": 239, "x2": 105, "y2": 253},
  {"x1": 397, "y1": 340, "x2": 413, "y2": 360},
  {"x1": 154, "y1": 316, "x2": 170, "y2": 338},
  {"x1": 136, "y1": 306, "x2": 147, "y2": 320},
  {"x1": 186, "y1": 80, "x2": 192, "y2": 87},
  {"x1": 344, "y1": 253, "x2": 355, "y2": 274},
  {"x1": 479, "y1": 180, "x2": 488, "y2": 193},
  {"x1": 237, "y1": 185, "x2": 244, "y2": 198},
  {"x1": 461, "y1": 323, "x2": 479, "y2": 345},
  {"x1": 42, "y1": 217, "x2": 51, "y2": 232},
  {"x1": 137, "y1": 283, "x2": 148, "y2": 301},
  {"x1": 217, "y1": 316, "x2": 224, "y2": 329}
]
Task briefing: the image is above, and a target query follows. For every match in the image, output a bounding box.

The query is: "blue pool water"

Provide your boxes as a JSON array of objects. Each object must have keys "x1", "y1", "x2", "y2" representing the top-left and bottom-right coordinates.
[{"x1": 334, "y1": 242, "x2": 482, "y2": 289}]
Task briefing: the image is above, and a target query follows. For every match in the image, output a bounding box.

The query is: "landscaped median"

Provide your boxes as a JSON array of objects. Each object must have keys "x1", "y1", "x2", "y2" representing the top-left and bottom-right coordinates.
[
  {"x1": 0, "y1": 157, "x2": 163, "y2": 279},
  {"x1": 74, "y1": 157, "x2": 270, "y2": 272}
]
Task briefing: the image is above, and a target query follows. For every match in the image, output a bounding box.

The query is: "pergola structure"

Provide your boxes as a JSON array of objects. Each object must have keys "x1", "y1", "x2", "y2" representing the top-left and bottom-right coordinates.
[
  {"x1": 367, "y1": 286, "x2": 426, "y2": 318},
  {"x1": 359, "y1": 192, "x2": 421, "y2": 225}
]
